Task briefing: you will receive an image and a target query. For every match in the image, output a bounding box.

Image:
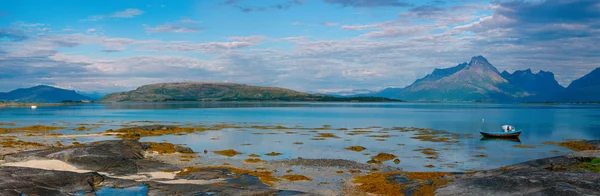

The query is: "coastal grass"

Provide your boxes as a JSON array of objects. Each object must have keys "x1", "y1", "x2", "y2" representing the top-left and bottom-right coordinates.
[{"x1": 573, "y1": 158, "x2": 600, "y2": 172}]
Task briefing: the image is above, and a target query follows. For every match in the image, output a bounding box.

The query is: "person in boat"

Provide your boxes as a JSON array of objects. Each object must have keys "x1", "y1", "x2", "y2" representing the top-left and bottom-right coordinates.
[{"x1": 502, "y1": 125, "x2": 515, "y2": 132}]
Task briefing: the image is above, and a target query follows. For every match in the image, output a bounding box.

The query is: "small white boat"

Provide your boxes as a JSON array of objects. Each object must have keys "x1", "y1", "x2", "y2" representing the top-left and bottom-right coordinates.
[{"x1": 31, "y1": 105, "x2": 37, "y2": 109}]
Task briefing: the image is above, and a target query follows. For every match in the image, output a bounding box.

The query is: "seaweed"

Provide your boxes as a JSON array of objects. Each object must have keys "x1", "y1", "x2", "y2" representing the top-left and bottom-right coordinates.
[
  {"x1": 543, "y1": 140, "x2": 596, "y2": 151},
  {"x1": 512, "y1": 144, "x2": 535, "y2": 149},
  {"x1": 248, "y1": 153, "x2": 261, "y2": 157},
  {"x1": 372, "y1": 153, "x2": 397, "y2": 162},
  {"x1": 345, "y1": 146, "x2": 367, "y2": 152},
  {"x1": 265, "y1": 152, "x2": 282, "y2": 156},
  {"x1": 353, "y1": 172, "x2": 452, "y2": 196},
  {"x1": 244, "y1": 158, "x2": 266, "y2": 163},
  {"x1": 213, "y1": 149, "x2": 242, "y2": 157},
  {"x1": 280, "y1": 174, "x2": 312, "y2": 181}
]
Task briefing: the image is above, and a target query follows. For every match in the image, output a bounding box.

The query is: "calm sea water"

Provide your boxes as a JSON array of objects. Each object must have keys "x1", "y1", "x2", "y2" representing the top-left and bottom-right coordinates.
[{"x1": 2, "y1": 102, "x2": 599, "y2": 171}]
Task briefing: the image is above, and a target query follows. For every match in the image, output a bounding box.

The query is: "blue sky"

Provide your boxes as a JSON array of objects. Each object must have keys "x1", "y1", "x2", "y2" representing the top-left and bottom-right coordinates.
[{"x1": 1, "y1": 0, "x2": 599, "y2": 93}]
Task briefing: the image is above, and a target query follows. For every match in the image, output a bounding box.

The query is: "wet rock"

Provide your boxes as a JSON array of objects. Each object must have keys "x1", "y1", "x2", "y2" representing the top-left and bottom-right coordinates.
[
  {"x1": 3, "y1": 140, "x2": 173, "y2": 175},
  {"x1": 175, "y1": 168, "x2": 230, "y2": 180},
  {"x1": 135, "y1": 159, "x2": 180, "y2": 173},
  {"x1": 146, "y1": 182, "x2": 313, "y2": 196},
  {"x1": 437, "y1": 155, "x2": 600, "y2": 196},
  {"x1": 584, "y1": 140, "x2": 600, "y2": 150},
  {"x1": 0, "y1": 166, "x2": 137, "y2": 196},
  {"x1": 131, "y1": 125, "x2": 177, "y2": 131},
  {"x1": 568, "y1": 150, "x2": 600, "y2": 159},
  {"x1": 0, "y1": 166, "x2": 312, "y2": 196},
  {"x1": 438, "y1": 170, "x2": 600, "y2": 196},
  {"x1": 174, "y1": 145, "x2": 194, "y2": 153},
  {"x1": 273, "y1": 158, "x2": 392, "y2": 171}
]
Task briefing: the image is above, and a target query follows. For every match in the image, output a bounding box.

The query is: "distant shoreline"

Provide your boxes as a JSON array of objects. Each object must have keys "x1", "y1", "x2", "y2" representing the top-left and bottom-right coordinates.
[{"x1": 2, "y1": 100, "x2": 600, "y2": 106}]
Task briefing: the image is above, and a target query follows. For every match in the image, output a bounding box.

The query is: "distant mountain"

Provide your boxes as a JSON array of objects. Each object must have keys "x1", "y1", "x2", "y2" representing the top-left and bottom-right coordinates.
[
  {"x1": 0, "y1": 85, "x2": 91, "y2": 103},
  {"x1": 501, "y1": 69, "x2": 565, "y2": 101},
  {"x1": 397, "y1": 56, "x2": 523, "y2": 102},
  {"x1": 77, "y1": 91, "x2": 108, "y2": 101},
  {"x1": 100, "y1": 82, "x2": 400, "y2": 102},
  {"x1": 564, "y1": 68, "x2": 600, "y2": 102},
  {"x1": 370, "y1": 87, "x2": 403, "y2": 99},
  {"x1": 320, "y1": 89, "x2": 378, "y2": 97}
]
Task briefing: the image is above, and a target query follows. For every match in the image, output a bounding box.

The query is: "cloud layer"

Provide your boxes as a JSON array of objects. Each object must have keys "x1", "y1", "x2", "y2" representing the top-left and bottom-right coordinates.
[{"x1": 2, "y1": 0, "x2": 600, "y2": 94}]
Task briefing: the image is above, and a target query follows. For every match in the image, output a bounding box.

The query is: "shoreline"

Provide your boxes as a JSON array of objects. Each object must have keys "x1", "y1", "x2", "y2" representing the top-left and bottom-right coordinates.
[{"x1": 1, "y1": 124, "x2": 599, "y2": 195}]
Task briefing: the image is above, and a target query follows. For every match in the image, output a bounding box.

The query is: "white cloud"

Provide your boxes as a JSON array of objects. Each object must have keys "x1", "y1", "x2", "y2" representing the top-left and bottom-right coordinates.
[
  {"x1": 4, "y1": 0, "x2": 600, "y2": 93},
  {"x1": 144, "y1": 18, "x2": 203, "y2": 33},
  {"x1": 178, "y1": 18, "x2": 198, "y2": 24},
  {"x1": 83, "y1": 8, "x2": 144, "y2": 21},
  {"x1": 321, "y1": 22, "x2": 339, "y2": 27},
  {"x1": 145, "y1": 25, "x2": 203, "y2": 33}
]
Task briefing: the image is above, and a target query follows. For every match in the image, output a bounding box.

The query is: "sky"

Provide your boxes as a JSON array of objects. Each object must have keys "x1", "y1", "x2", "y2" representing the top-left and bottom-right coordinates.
[{"x1": 1, "y1": 0, "x2": 599, "y2": 93}]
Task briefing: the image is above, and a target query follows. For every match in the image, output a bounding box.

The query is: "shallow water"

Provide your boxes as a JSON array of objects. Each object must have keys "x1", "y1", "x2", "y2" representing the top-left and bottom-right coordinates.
[
  {"x1": 95, "y1": 184, "x2": 148, "y2": 196},
  {"x1": 1, "y1": 102, "x2": 599, "y2": 171}
]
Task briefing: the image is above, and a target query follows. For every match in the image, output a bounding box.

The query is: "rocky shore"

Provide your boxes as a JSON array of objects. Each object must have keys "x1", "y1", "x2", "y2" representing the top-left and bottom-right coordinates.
[
  {"x1": 0, "y1": 125, "x2": 599, "y2": 195},
  {"x1": 0, "y1": 140, "x2": 312, "y2": 195}
]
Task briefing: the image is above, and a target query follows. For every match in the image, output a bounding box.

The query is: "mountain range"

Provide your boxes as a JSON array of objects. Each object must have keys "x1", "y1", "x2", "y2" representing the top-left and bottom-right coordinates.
[
  {"x1": 0, "y1": 85, "x2": 91, "y2": 103},
  {"x1": 367, "y1": 56, "x2": 600, "y2": 102},
  {"x1": 2, "y1": 56, "x2": 599, "y2": 103}
]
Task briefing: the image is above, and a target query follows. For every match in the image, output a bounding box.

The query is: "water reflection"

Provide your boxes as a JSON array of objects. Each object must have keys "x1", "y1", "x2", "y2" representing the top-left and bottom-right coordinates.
[{"x1": 480, "y1": 137, "x2": 522, "y2": 143}]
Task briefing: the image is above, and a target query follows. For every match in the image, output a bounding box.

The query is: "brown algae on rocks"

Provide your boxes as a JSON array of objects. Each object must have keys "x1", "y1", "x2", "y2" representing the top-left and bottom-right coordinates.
[
  {"x1": 513, "y1": 144, "x2": 535, "y2": 149},
  {"x1": 73, "y1": 126, "x2": 92, "y2": 131},
  {"x1": 349, "y1": 169, "x2": 362, "y2": 173},
  {"x1": 280, "y1": 174, "x2": 312, "y2": 181},
  {"x1": 0, "y1": 122, "x2": 16, "y2": 126},
  {"x1": 176, "y1": 166, "x2": 280, "y2": 186},
  {"x1": 265, "y1": 152, "x2": 282, "y2": 156},
  {"x1": 213, "y1": 149, "x2": 242, "y2": 157},
  {"x1": 0, "y1": 125, "x2": 63, "y2": 134},
  {"x1": 316, "y1": 133, "x2": 340, "y2": 138},
  {"x1": 244, "y1": 158, "x2": 267, "y2": 163},
  {"x1": 106, "y1": 125, "x2": 196, "y2": 140},
  {"x1": 249, "y1": 153, "x2": 261, "y2": 157},
  {"x1": 352, "y1": 171, "x2": 453, "y2": 196},
  {"x1": 345, "y1": 146, "x2": 367, "y2": 152},
  {"x1": 144, "y1": 142, "x2": 195, "y2": 154},
  {"x1": 543, "y1": 140, "x2": 596, "y2": 151},
  {"x1": 367, "y1": 159, "x2": 382, "y2": 164},
  {"x1": 372, "y1": 153, "x2": 397, "y2": 162}
]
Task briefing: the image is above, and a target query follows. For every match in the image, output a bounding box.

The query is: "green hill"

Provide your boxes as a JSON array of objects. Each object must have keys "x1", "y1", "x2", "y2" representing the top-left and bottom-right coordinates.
[{"x1": 100, "y1": 82, "x2": 399, "y2": 102}]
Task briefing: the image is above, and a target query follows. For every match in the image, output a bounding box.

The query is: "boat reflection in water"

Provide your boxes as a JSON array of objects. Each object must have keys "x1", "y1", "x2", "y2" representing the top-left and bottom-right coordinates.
[{"x1": 480, "y1": 137, "x2": 521, "y2": 143}]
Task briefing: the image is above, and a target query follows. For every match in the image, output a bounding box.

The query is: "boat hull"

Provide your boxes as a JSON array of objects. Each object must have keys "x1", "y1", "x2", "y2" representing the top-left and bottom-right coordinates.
[{"x1": 480, "y1": 130, "x2": 521, "y2": 138}]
